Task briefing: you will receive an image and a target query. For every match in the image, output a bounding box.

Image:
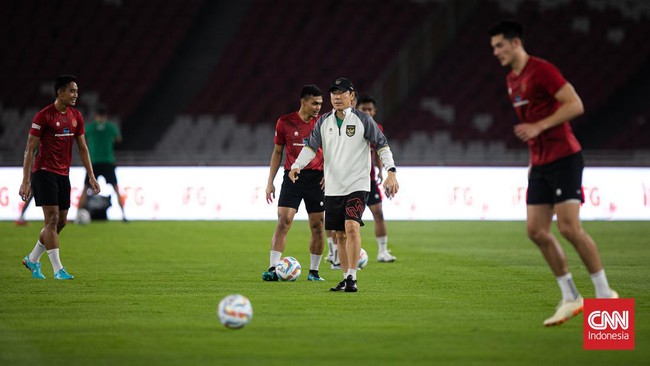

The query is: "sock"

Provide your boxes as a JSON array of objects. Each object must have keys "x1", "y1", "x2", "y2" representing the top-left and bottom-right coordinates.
[
  {"x1": 28, "y1": 241, "x2": 47, "y2": 262},
  {"x1": 590, "y1": 269, "x2": 613, "y2": 298},
  {"x1": 47, "y1": 248, "x2": 63, "y2": 273},
  {"x1": 332, "y1": 244, "x2": 339, "y2": 264},
  {"x1": 556, "y1": 273, "x2": 580, "y2": 301},
  {"x1": 348, "y1": 269, "x2": 357, "y2": 280},
  {"x1": 269, "y1": 250, "x2": 282, "y2": 269},
  {"x1": 327, "y1": 237, "x2": 334, "y2": 256},
  {"x1": 310, "y1": 253, "x2": 322, "y2": 271},
  {"x1": 377, "y1": 235, "x2": 388, "y2": 253}
]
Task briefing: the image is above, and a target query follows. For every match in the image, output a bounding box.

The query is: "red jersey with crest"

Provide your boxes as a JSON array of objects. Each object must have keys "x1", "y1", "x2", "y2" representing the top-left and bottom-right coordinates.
[
  {"x1": 506, "y1": 56, "x2": 581, "y2": 166},
  {"x1": 29, "y1": 104, "x2": 85, "y2": 175},
  {"x1": 274, "y1": 112, "x2": 324, "y2": 171}
]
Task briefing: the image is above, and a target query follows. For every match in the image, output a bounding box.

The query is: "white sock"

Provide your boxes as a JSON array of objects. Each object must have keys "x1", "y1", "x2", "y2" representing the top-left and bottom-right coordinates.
[
  {"x1": 332, "y1": 244, "x2": 339, "y2": 264},
  {"x1": 310, "y1": 254, "x2": 322, "y2": 271},
  {"x1": 590, "y1": 269, "x2": 613, "y2": 298},
  {"x1": 377, "y1": 235, "x2": 388, "y2": 253},
  {"x1": 327, "y1": 237, "x2": 334, "y2": 256},
  {"x1": 348, "y1": 269, "x2": 357, "y2": 280},
  {"x1": 47, "y1": 248, "x2": 63, "y2": 273},
  {"x1": 28, "y1": 241, "x2": 47, "y2": 262},
  {"x1": 557, "y1": 273, "x2": 580, "y2": 301},
  {"x1": 269, "y1": 250, "x2": 282, "y2": 269}
]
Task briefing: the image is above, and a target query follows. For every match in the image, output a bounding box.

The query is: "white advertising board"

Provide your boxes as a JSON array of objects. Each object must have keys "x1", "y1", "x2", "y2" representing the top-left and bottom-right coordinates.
[{"x1": 1, "y1": 167, "x2": 649, "y2": 221}]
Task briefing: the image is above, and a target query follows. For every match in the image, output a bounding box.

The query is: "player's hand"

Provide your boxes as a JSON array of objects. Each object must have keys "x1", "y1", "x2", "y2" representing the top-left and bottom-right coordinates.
[
  {"x1": 383, "y1": 173, "x2": 399, "y2": 199},
  {"x1": 89, "y1": 177, "x2": 101, "y2": 195},
  {"x1": 514, "y1": 122, "x2": 543, "y2": 142},
  {"x1": 376, "y1": 169, "x2": 384, "y2": 184},
  {"x1": 289, "y1": 168, "x2": 300, "y2": 183},
  {"x1": 19, "y1": 182, "x2": 32, "y2": 202},
  {"x1": 266, "y1": 184, "x2": 275, "y2": 204}
]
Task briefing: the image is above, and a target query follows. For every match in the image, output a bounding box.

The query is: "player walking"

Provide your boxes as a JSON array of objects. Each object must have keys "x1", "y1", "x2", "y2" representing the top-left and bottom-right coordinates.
[
  {"x1": 489, "y1": 20, "x2": 617, "y2": 326},
  {"x1": 19, "y1": 75, "x2": 101, "y2": 280},
  {"x1": 290, "y1": 77, "x2": 399, "y2": 292}
]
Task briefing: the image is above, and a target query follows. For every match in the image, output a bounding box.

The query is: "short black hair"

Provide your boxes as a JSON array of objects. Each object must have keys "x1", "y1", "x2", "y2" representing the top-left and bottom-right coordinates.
[
  {"x1": 300, "y1": 84, "x2": 322, "y2": 99},
  {"x1": 54, "y1": 75, "x2": 77, "y2": 97},
  {"x1": 357, "y1": 95, "x2": 376, "y2": 106},
  {"x1": 488, "y1": 20, "x2": 524, "y2": 41},
  {"x1": 97, "y1": 106, "x2": 107, "y2": 115}
]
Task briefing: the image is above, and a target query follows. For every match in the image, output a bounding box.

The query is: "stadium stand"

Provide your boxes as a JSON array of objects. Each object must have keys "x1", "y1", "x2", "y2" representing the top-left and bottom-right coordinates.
[
  {"x1": 0, "y1": 0, "x2": 204, "y2": 117},
  {"x1": 1, "y1": 0, "x2": 649, "y2": 166}
]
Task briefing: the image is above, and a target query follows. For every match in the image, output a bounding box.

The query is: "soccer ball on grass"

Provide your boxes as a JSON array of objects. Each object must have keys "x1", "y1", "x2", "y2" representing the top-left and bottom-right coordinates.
[
  {"x1": 276, "y1": 256, "x2": 301, "y2": 281},
  {"x1": 217, "y1": 294, "x2": 253, "y2": 330},
  {"x1": 358, "y1": 248, "x2": 368, "y2": 269}
]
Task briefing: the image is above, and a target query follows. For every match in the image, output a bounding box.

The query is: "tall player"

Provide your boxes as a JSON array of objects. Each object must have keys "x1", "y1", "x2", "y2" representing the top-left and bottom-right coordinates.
[
  {"x1": 357, "y1": 95, "x2": 397, "y2": 262},
  {"x1": 290, "y1": 77, "x2": 399, "y2": 292},
  {"x1": 263, "y1": 85, "x2": 326, "y2": 282},
  {"x1": 489, "y1": 20, "x2": 617, "y2": 326},
  {"x1": 19, "y1": 75, "x2": 101, "y2": 280}
]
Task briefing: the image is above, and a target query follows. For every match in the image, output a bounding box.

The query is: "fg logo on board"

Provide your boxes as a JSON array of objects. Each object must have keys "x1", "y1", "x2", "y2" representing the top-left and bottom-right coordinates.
[{"x1": 583, "y1": 298, "x2": 634, "y2": 350}]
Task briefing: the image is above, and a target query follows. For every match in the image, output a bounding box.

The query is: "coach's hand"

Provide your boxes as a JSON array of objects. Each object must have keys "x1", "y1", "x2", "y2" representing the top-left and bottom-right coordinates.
[
  {"x1": 383, "y1": 171, "x2": 399, "y2": 199},
  {"x1": 289, "y1": 168, "x2": 300, "y2": 183}
]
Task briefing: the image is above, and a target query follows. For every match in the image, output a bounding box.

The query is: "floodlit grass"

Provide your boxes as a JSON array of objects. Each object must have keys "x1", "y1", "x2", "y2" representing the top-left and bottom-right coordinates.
[{"x1": 1, "y1": 220, "x2": 648, "y2": 365}]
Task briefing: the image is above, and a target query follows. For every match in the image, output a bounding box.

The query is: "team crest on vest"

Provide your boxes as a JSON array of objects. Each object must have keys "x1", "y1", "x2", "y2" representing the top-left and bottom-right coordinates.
[
  {"x1": 346, "y1": 125, "x2": 355, "y2": 137},
  {"x1": 72, "y1": 119, "x2": 77, "y2": 127}
]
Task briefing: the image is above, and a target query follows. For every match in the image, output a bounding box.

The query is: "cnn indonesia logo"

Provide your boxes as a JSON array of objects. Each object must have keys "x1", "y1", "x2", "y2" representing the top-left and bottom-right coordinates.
[{"x1": 584, "y1": 298, "x2": 635, "y2": 350}]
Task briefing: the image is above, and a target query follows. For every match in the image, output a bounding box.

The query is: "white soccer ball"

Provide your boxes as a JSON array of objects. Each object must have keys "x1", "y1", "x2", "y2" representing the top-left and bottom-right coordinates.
[
  {"x1": 75, "y1": 209, "x2": 91, "y2": 225},
  {"x1": 217, "y1": 294, "x2": 253, "y2": 330},
  {"x1": 276, "y1": 256, "x2": 301, "y2": 281},
  {"x1": 358, "y1": 248, "x2": 368, "y2": 269}
]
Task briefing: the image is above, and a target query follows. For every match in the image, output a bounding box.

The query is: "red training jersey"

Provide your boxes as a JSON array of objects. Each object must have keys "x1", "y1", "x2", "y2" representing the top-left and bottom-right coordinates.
[
  {"x1": 30, "y1": 104, "x2": 85, "y2": 176},
  {"x1": 274, "y1": 112, "x2": 324, "y2": 171},
  {"x1": 506, "y1": 56, "x2": 581, "y2": 166}
]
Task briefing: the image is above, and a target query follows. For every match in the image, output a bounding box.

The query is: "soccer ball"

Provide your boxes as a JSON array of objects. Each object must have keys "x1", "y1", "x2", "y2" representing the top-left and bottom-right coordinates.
[
  {"x1": 358, "y1": 248, "x2": 368, "y2": 269},
  {"x1": 276, "y1": 256, "x2": 301, "y2": 281},
  {"x1": 75, "y1": 209, "x2": 91, "y2": 225},
  {"x1": 217, "y1": 294, "x2": 253, "y2": 330}
]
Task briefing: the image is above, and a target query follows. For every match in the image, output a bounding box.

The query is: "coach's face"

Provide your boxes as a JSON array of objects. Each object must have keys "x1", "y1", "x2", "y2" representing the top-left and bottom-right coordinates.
[
  {"x1": 330, "y1": 89, "x2": 353, "y2": 111},
  {"x1": 491, "y1": 34, "x2": 517, "y2": 67},
  {"x1": 58, "y1": 82, "x2": 79, "y2": 106}
]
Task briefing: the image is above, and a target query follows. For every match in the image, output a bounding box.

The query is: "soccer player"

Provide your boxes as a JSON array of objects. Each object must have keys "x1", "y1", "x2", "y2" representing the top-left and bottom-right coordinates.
[
  {"x1": 263, "y1": 84, "x2": 326, "y2": 282},
  {"x1": 78, "y1": 106, "x2": 128, "y2": 221},
  {"x1": 489, "y1": 20, "x2": 617, "y2": 326},
  {"x1": 290, "y1": 77, "x2": 399, "y2": 292},
  {"x1": 19, "y1": 75, "x2": 101, "y2": 280},
  {"x1": 357, "y1": 95, "x2": 397, "y2": 263}
]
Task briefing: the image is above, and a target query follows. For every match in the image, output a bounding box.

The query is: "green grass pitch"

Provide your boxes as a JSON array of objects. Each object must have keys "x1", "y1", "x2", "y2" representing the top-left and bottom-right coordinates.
[{"x1": 1, "y1": 220, "x2": 648, "y2": 365}]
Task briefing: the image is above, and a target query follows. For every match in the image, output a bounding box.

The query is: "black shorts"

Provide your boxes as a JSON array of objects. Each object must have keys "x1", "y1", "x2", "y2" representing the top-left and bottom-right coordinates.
[
  {"x1": 325, "y1": 191, "x2": 369, "y2": 231},
  {"x1": 31, "y1": 170, "x2": 71, "y2": 209},
  {"x1": 366, "y1": 179, "x2": 383, "y2": 206},
  {"x1": 278, "y1": 169, "x2": 324, "y2": 213},
  {"x1": 527, "y1": 152, "x2": 585, "y2": 205},
  {"x1": 85, "y1": 163, "x2": 118, "y2": 185}
]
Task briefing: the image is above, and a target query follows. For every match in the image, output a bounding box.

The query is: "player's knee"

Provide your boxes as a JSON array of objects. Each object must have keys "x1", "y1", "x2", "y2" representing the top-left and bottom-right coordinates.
[
  {"x1": 526, "y1": 226, "x2": 548, "y2": 244},
  {"x1": 277, "y1": 216, "x2": 293, "y2": 230},
  {"x1": 557, "y1": 221, "x2": 581, "y2": 241},
  {"x1": 44, "y1": 214, "x2": 59, "y2": 229}
]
